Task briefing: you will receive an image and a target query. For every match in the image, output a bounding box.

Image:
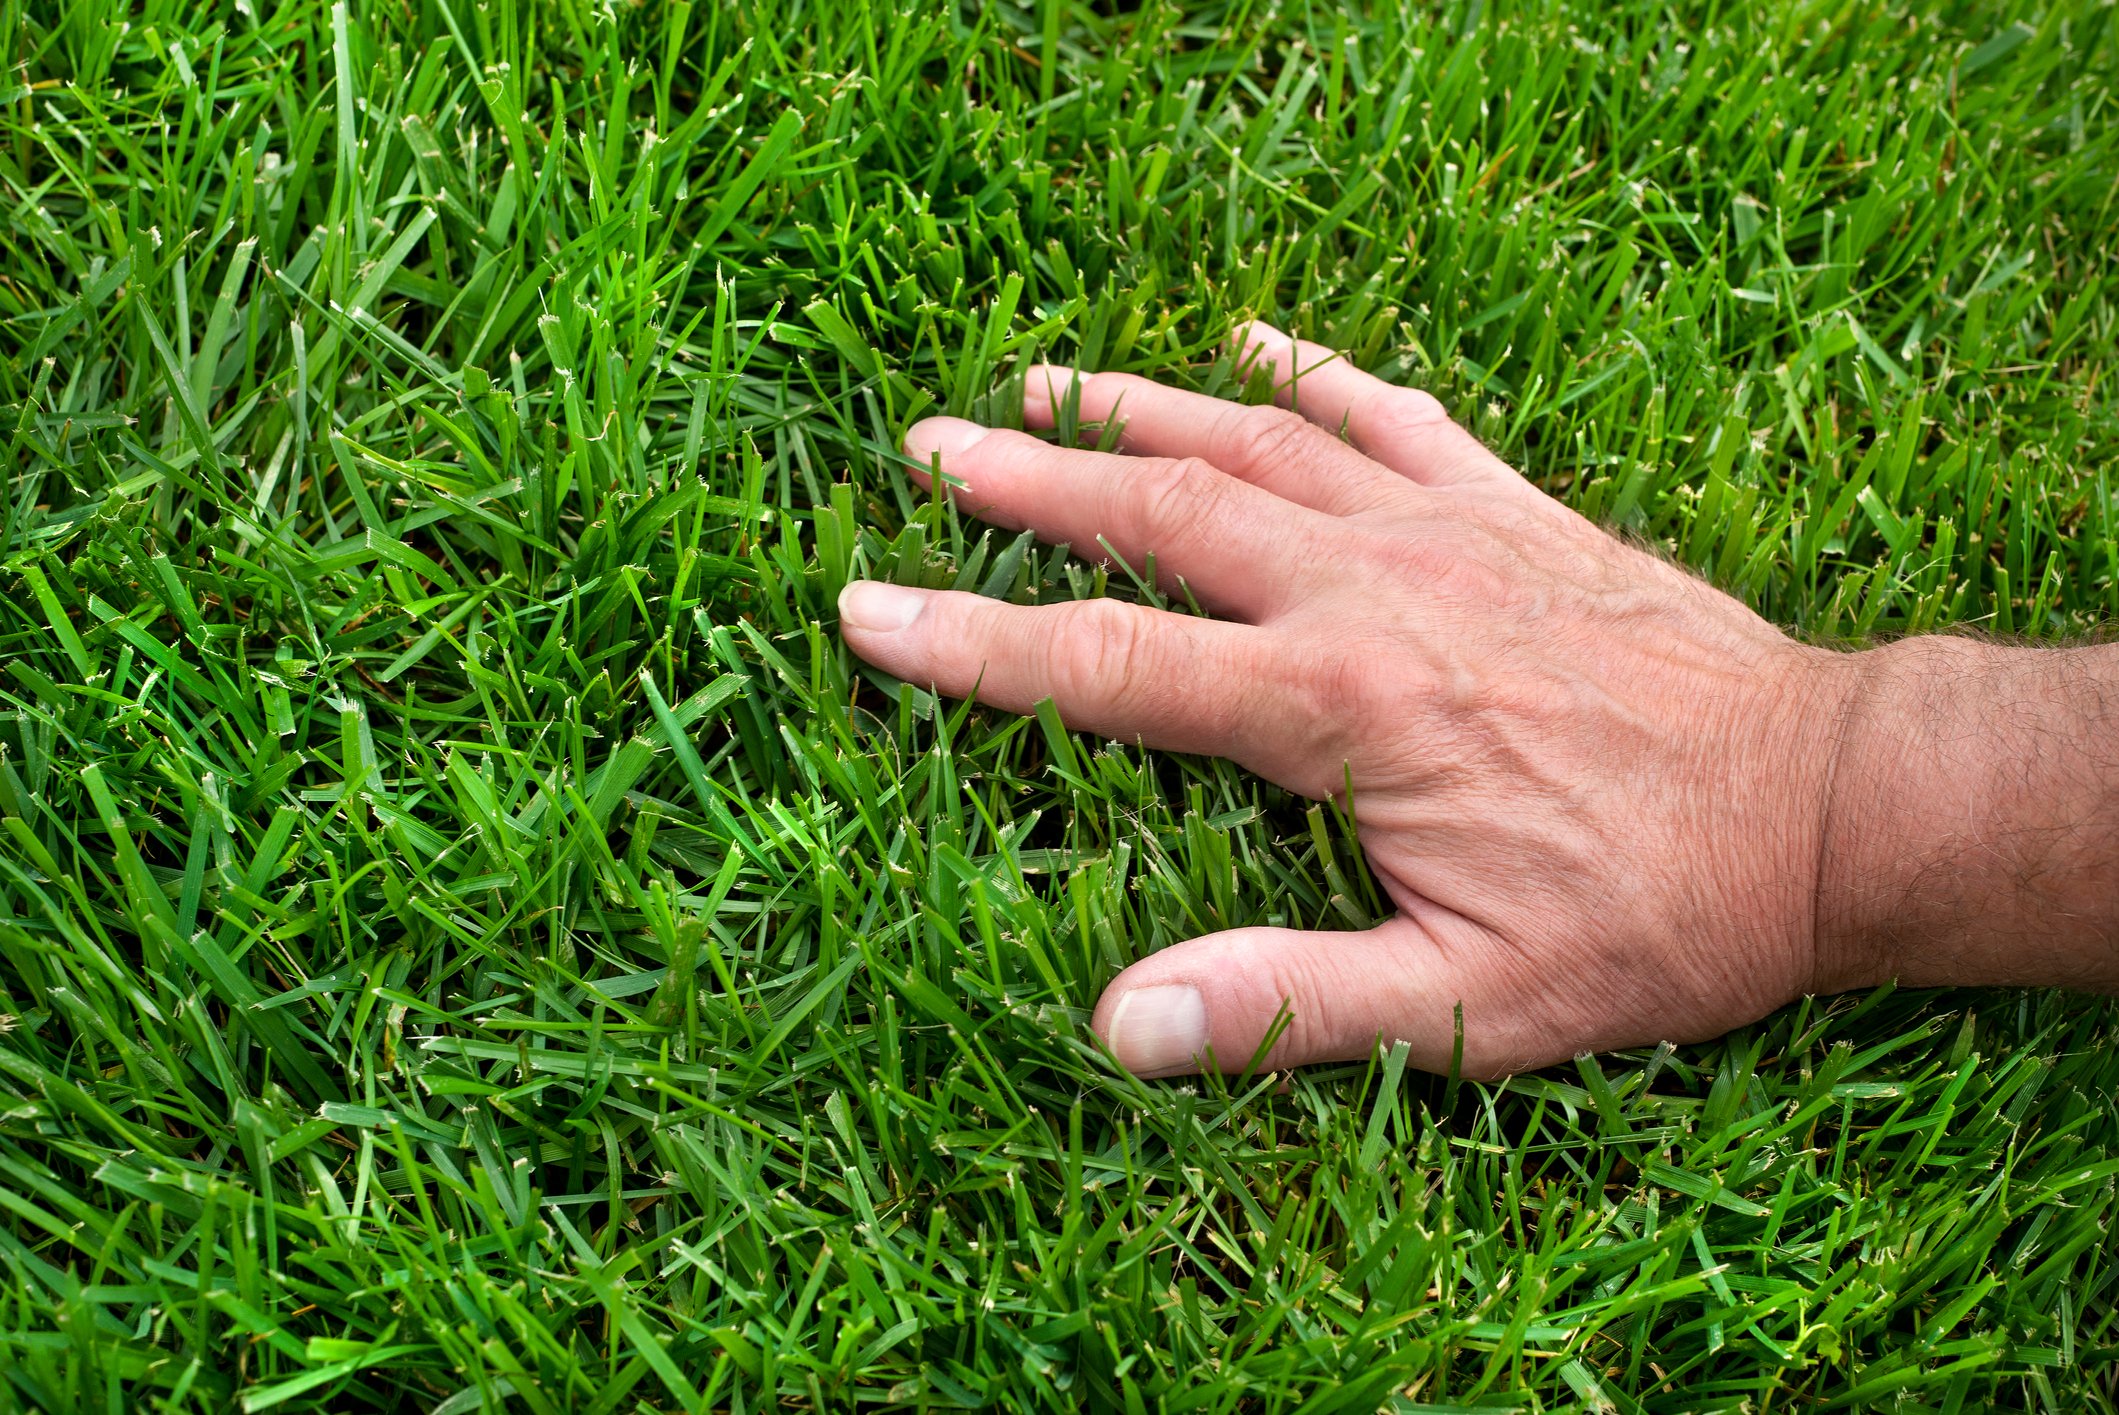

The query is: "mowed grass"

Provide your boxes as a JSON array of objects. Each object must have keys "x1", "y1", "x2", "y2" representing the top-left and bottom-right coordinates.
[{"x1": 3, "y1": 0, "x2": 2118, "y2": 1409}]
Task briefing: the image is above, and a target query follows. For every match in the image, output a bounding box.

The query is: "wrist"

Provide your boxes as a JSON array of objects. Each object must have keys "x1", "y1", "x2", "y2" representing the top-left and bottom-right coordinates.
[{"x1": 1814, "y1": 635, "x2": 2119, "y2": 993}]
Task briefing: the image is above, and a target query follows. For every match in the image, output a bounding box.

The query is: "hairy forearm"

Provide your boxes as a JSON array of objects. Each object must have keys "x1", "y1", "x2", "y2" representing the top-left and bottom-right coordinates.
[{"x1": 1819, "y1": 635, "x2": 2119, "y2": 993}]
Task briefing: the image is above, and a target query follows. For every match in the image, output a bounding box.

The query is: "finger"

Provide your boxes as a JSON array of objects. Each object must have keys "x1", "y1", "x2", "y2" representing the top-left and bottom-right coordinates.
[
  {"x1": 1233, "y1": 323, "x2": 1530, "y2": 499},
  {"x1": 1019, "y1": 364, "x2": 1404, "y2": 518},
  {"x1": 838, "y1": 581, "x2": 1311, "y2": 777},
  {"x1": 1090, "y1": 915, "x2": 1528, "y2": 1079},
  {"x1": 901, "y1": 416, "x2": 1328, "y2": 620}
]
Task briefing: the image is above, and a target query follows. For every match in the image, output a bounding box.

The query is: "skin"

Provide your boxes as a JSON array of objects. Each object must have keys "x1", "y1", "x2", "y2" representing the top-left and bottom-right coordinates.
[{"x1": 837, "y1": 323, "x2": 2119, "y2": 1080}]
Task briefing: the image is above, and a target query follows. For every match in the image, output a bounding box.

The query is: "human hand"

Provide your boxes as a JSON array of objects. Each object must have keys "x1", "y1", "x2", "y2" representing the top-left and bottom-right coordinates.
[{"x1": 835, "y1": 324, "x2": 2119, "y2": 1079}]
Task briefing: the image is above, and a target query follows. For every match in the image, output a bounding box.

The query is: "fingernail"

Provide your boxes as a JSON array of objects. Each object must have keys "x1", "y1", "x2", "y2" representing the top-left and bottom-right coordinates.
[
  {"x1": 1104, "y1": 984, "x2": 1209, "y2": 1076},
  {"x1": 837, "y1": 581, "x2": 926, "y2": 633},
  {"x1": 903, "y1": 416, "x2": 992, "y2": 460}
]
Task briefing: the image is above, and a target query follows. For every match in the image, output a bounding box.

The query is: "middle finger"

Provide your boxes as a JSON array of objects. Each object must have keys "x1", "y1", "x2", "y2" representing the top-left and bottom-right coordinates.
[
  {"x1": 1020, "y1": 364, "x2": 1408, "y2": 518},
  {"x1": 902, "y1": 416, "x2": 1329, "y2": 621}
]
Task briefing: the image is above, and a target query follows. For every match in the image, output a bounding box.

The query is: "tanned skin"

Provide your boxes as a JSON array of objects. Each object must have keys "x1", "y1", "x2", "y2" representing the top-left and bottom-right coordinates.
[{"x1": 837, "y1": 324, "x2": 2119, "y2": 1080}]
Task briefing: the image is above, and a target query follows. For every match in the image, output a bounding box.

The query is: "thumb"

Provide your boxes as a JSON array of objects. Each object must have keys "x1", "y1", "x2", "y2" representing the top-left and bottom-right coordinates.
[{"x1": 1090, "y1": 916, "x2": 1500, "y2": 1078}]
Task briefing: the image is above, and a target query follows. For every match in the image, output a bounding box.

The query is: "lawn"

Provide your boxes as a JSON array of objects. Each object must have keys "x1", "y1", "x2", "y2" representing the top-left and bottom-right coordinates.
[{"x1": 4, "y1": 0, "x2": 2118, "y2": 1409}]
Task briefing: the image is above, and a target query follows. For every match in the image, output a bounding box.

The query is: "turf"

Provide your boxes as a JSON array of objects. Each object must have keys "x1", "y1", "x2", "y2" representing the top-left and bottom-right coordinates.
[{"x1": 3, "y1": 0, "x2": 2118, "y2": 1409}]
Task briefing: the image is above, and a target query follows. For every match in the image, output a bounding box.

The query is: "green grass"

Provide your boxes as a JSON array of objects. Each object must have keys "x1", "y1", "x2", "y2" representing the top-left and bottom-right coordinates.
[{"x1": 3, "y1": 0, "x2": 2118, "y2": 1409}]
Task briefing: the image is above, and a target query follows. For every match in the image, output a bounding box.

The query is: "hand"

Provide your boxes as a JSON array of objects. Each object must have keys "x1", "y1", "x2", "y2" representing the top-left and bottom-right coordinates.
[{"x1": 836, "y1": 325, "x2": 2119, "y2": 1079}]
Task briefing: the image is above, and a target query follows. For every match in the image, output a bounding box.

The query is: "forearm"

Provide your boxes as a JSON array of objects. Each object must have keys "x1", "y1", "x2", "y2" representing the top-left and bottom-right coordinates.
[{"x1": 1818, "y1": 635, "x2": 2119, "y2": 993}]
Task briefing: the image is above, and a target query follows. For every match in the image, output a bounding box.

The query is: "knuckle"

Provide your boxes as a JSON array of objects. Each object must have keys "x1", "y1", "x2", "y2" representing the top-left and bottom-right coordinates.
[
  {"x1": 1059, "y1": 597, "x2": 1153, "y2": 707},
  {"x1": 1227, "y1": 403, "x2": 1318, "y2": 464},
  {"x1": 1353, "y1": 524, "x2": 1475, "y2": 596},
  {"x1": 1364, "y1": 387, "x2": 1520, "y2": 491},
  {"x1": 1279, "y1": 635, "x2": 1391, "y2": 736},
  {"x1": 1269, "y1": 959, "x2": 1335, "y2": 1064},
  {"x1": 1131, "y1": 456, "x2": 1227, "y2": 548},
  {"x1": 1439, "y1": 550, "x2": 1520, "y2": 608},
  {"x1": 1368, "y1": 522, "x2": 1514, "y2": 605},
  {"x1": 1311, "y1": 649, "x2": 1387, "y2": 726},
  {"x1": 1374, "y1": 532, "x2": 1455, "y2": 582}
]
